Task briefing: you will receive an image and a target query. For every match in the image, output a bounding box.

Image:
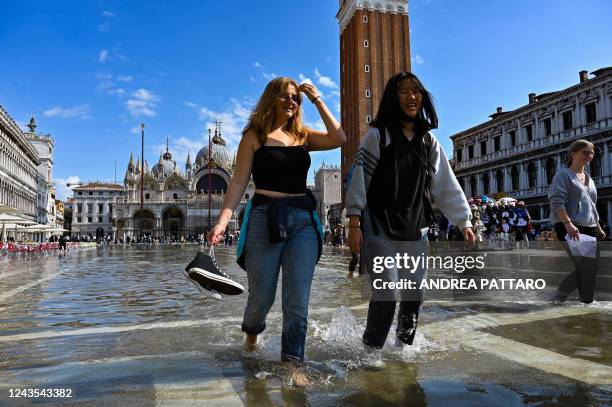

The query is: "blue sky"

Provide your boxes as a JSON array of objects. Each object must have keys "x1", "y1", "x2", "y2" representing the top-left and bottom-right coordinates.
[{"x1": 1, "y1": 0, "x2": 611, "y2": 200}]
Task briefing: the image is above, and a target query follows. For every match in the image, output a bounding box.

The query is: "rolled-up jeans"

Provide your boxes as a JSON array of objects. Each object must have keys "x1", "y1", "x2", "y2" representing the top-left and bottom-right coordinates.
[{"x1": 242, "y1": 203, "x2": 318, "y2": 363}]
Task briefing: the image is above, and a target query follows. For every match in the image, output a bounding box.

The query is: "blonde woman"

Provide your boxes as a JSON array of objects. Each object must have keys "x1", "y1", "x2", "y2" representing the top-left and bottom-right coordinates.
[
  {"x1": 202, "y1": 77, "x2": 344, "y2": 373},
  {"x1": 549, "y1": 139, "x2": 606, "y2": 303}
]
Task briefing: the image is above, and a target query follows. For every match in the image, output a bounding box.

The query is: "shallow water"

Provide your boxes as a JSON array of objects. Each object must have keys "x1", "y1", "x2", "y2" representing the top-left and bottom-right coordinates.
[{"x1": 0, "y1": 246, "x2": 610, "y2": 406}]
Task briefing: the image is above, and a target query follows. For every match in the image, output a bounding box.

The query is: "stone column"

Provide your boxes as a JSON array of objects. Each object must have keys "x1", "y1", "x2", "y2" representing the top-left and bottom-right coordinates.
[
  {"x1": 520, "y1": 162, "x2": 528, "y2": 191},
  {"x1": 504, "y1": 166, "x2": 512, "y2": 193},
  {"x1": 540, "y1": 206, "x2": 546, "y2": 221},
  {"x1": 536, "y1": 158, "x2": 544, "y2": 187},
  {"x1": 465, "y1": 176, "x2": 471, "y2": 197},
  {"x1": 608, "y1": 200, "x2": 612, "y2": 237},
  {"x1": 603, "y1": 142, "x2": 610, "y2": 176}
]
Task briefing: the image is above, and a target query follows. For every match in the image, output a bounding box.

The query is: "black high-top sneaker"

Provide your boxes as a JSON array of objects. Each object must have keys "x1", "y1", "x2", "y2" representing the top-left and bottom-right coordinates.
[{"x1": 184, "y1": 249, "x2": 244, "y2": 297}]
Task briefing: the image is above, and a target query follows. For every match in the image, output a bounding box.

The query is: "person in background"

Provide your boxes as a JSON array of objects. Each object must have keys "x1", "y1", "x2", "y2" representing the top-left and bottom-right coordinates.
[{"x1": 548, "y1": 139, "x2": 606, "y2": 303}]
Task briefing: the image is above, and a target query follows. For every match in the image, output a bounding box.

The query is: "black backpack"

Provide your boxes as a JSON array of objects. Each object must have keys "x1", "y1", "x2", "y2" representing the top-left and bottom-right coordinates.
[{"x1": 366, "y1": 125, "x2": 434, "y2": 240}]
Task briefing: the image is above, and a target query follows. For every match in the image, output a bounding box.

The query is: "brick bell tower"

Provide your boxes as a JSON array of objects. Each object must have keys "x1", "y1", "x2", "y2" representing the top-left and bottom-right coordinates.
[{"x1": 337, "y1": 0, "x2": 411, "y2": 196}]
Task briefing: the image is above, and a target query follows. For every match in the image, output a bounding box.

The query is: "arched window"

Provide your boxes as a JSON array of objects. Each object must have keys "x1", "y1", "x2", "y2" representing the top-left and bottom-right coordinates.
[
  {"x1": 590, "y1": 144, "x2": 602, "y2": 177},
  {"x1": 496, "y1": 169, "x2": 504, "y2": 192},
  {"x1": 511, "y1": 165, "x2": 520, "y2": 191},
  {"x1": 482, "y1": 172, "x2": 490, "y2": 195},
  {"x1": 173, "y1": 193, "x2": 178, "y2": 200},
  {"x1": 528, "y1": 162, "x2": 537, "y2": 188},
  {"x1": 145, "y1": 193, "x2": 150, "y2": 200},
  {"x1": 546, "y1": 157, "x2": 556, "y2": 184}
]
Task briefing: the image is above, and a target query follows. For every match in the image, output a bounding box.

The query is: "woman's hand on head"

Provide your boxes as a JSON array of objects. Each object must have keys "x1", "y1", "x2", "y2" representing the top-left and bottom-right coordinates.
[
  {"x1": 207, "y1": 224, "x2": 226, "y2": 245},
  {"x1": 299, "y1": 83, "x2": 320, "y2": 102}
]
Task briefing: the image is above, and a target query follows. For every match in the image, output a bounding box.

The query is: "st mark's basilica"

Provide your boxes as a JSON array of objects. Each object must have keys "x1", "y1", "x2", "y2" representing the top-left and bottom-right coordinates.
[{"x1": 112, "y1": 124, "x2": 254, "y2": 239}]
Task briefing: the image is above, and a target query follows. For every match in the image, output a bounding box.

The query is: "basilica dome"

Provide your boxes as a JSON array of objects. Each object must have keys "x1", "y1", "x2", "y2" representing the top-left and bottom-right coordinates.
[
  {"x1": 195, "y1": 131, "x2": 234, "y2": 171},
  {"x1": 153, "y1": 150, "x2": 178, "y2": 178}
]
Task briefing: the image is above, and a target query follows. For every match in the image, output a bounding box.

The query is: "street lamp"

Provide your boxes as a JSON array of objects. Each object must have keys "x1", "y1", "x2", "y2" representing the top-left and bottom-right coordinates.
[
  {"x1": 208, "y1": 127, "x2": 212, "y2": 231},
  {"x1": 140, "y1": 123, "x2": 145, "y2": 240}
]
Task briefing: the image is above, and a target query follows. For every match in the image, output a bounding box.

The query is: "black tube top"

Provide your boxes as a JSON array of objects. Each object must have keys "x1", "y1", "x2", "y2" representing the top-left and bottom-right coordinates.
[{"x1": 252, "y1": 145, "x2": 311, "y2": 194}]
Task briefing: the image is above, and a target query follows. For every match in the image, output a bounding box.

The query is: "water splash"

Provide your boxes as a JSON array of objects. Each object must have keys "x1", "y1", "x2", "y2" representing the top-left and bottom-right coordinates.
[{"x1": 320, "y1": 306, "x2": 364, "y2": 345}]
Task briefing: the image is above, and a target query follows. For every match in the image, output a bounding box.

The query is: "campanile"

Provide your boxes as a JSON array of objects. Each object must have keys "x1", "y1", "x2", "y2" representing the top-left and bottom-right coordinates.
[{"x1": 337, "y1": 0, "x2": 411, "y2": 190}]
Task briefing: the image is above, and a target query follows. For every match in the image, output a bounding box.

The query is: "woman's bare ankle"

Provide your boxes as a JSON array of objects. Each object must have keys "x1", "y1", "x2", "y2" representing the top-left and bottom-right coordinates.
[{"x1": 245, "y1": 334, "x2": 258, "y2": 351}]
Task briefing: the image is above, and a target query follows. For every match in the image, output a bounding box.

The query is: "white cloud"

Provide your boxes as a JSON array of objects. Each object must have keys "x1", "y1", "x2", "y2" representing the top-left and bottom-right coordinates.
[
  {"x1": 98, "y1": 22, "x2": 110, "y2": 32},
  {"x1": 126, "y1": 89, "x2": 160, "y2": 117},
  {"x1": 197, "y1": 97, "x2": 254, "y2": 149},
  {"x1": 96, "y1": 72, "x2": 112, "y2": 80},
  {"x1": 43, "y1": 105, "x2": 92, "y2": 119},
  {"x1": 298, "y1": 74, "x2": 314, "y2": 86},
  {"x1": 252, "y1": 61, "x2": 277, "y2": 82},
  {"x1": 55, "y1": 176, "x2": 80, "y2": 201},
  {"x1": 98, "y1": 49, "x2": 109, "y2": 62},
  {"x1": 305, "y1": 119, "x2": 326, "y2": 131},
  {"x1": 157, "y1": 97, "x2": 255, "y2": 168},
  {"x1": 314, "y1": 68, "x2": 338, "y2": 89},
  {"x1": 95, "y1": 73, "x2": 128, "y2": 96},
  {"x1": 412, "y1": 54, "x2": 425, "y2": 64},
  {"x1": 102, "y1": 10, "x2": 115, "y2": 17},
  {"x1": 130, "y1": 126, "x2": 141, "y2": 135},
  {"x1": 117, "y1": 75, "x2": 133, "y2": 82},
  {"x1": 114, "y1": 52, "x2": 130, "y2": 62},
  {"x1": 262, "y1": 72, "x2": 277, "y2": 81}
]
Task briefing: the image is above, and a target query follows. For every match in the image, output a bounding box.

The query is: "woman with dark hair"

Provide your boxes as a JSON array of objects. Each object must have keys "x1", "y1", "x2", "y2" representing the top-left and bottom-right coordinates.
[
  {"x1": 345, "y1": 71, "x2": 474, "y2": 349},
  {"x1": 186, "y1": 77, "x2": 344, "y2": 384},
  {"x1": 549, "y1": 139, "x2": 605, "y2": 303}
]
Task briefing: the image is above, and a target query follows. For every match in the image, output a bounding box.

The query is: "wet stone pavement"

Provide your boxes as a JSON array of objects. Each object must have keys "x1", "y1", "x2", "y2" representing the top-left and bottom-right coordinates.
[{"x1": 0, "y1": 245, "x2": 610, "y2": 406}]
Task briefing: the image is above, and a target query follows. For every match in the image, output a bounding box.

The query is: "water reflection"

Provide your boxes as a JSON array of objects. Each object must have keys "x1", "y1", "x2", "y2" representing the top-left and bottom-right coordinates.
[{"x1": 0, "y1": 246, "x2": 611, "y2": 405}]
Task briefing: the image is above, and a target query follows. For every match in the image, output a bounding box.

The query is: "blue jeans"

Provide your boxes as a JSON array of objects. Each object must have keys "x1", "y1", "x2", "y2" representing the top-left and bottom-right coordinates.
[{"x1": 242, "y1": 204, "x2": 319, "y2": 362}]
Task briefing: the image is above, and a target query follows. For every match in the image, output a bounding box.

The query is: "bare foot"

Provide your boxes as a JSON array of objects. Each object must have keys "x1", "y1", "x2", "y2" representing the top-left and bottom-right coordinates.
[
  {"x1": 284, "y1": 362, "x2": 310, "y2": 387},
  {"x1": 245, "y1": 334, "x2": 258, "y2": 351},
  {"x1": 290, "y1": 369, "x2": 310, "y2": 387}
]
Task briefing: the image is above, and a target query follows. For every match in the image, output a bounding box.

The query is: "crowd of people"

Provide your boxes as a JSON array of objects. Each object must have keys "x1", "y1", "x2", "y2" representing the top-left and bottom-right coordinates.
[{"x1": 426, "y1": 197, "x2": 532, "y2": 246}]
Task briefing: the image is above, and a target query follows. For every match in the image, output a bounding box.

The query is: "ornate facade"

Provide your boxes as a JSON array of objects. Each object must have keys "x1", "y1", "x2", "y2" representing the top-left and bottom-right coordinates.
[
  {"x1": 23, "y1": 117, "x2": 57, "y2": 227},
  {"x1": 451, "y1": 68, "x2": 612, "y2": 229},
  {"x1": 0, "y1": 105, "x2": 40, "y2": 221},
  {"x1": 113, "y1": 124, "x2": 253, "y2": 239}
]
